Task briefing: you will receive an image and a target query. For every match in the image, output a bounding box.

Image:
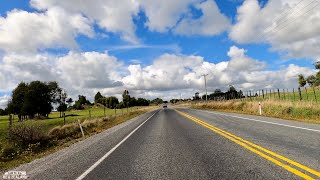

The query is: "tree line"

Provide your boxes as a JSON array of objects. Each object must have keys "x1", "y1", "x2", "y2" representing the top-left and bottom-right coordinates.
[
  {"x1": 298, "y1": 62, "x2": 320, "y2": 87},
  {"x1": 0, "y1": 81, "x2": 164, "y2": 119}
]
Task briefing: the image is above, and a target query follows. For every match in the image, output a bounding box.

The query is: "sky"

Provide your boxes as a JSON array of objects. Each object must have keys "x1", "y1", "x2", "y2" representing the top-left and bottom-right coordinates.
[{"x1": 0, "y1": 0, "x2": 319, "y2": 108}]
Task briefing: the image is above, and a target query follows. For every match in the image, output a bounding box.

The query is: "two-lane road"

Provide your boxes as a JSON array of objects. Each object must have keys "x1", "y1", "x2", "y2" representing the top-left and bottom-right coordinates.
[
  {"x1": 80, "y1": 108, "x2": 320, "y2": 179},
  {"x1": 13, "y1": 107, "x2": 320, "y2": 179}
]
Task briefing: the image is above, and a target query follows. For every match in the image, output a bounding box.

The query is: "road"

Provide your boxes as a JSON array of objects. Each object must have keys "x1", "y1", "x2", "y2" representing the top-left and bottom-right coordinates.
[{"x1": 12, "y1": 107, "x2": 320, "y2": 179}]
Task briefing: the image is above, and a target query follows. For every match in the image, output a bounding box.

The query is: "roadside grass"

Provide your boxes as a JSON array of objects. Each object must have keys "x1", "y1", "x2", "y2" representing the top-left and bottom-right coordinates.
[
  {"x1": 0, "y1": 106, "x2": 156, "y2": 170},
  {"x1": 186, "y1": 99, "x2": 320, "y2": 124},
  {"x1": 0, "y1": 107, "x2": 138, "y2": 142},
  {"x1": 246, "y1": 86, "x2": 320, "y2": 103}
]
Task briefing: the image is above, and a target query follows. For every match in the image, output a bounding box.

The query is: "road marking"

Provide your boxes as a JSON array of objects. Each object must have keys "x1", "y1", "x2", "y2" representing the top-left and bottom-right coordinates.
[
  {"x1": 76, "y1": 110, "x2": 158, "y2": 180},
  {"x1": 194, "y1": 109, "x2": 320, "y2": 133},
  {"x1": 176, "y1": 110, "x2": 320, "y2": 180}
]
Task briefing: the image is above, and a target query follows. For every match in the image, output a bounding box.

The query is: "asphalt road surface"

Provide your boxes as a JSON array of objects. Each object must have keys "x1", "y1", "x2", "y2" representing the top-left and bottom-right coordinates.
[{"x1": 12, "y1": 107, "x2": 320, "y2": 180}]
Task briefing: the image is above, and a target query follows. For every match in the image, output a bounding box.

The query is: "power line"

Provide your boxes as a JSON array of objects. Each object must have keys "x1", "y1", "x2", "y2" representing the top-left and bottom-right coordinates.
[
  {"x1": 256, "y1": 0, "x2": 320, "y2": 42},
  {"x1": 264, "y1": 1, "x2": 320, "y2": 42},
  {"x1": 272, "y1": 0, "x2": 307, "y2": 25}
]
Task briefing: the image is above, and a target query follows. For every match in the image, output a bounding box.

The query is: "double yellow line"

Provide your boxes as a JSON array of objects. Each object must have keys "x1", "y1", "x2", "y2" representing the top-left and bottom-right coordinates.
[{"x1": 175, "y1": 110, "x2": 320, "y2": 180}]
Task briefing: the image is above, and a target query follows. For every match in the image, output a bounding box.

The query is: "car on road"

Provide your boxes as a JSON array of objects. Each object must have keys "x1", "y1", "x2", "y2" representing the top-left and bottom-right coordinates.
[{"x1": 162, "y1": 103, "x2": 167, "y2": 108}]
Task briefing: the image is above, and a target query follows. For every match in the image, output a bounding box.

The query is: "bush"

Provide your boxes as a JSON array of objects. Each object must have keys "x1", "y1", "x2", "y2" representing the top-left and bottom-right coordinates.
[
  {"x1": 9, "y1": 122, "x2": 50, "y2": 147},
  {"x1": 1, "y1": 143, "x2": 19, "y2": 159}
]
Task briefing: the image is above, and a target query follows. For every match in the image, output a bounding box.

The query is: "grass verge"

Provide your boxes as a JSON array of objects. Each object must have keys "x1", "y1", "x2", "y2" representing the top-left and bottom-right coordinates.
[
  {"x1": 0, "y1": 106, "x2": 156, "y2": 170},
  {"x1": 179, "y1": 100, "x2": 320, "y2": 124}
]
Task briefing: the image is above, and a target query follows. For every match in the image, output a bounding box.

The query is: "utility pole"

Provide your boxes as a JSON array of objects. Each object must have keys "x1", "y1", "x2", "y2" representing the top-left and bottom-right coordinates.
[{"x1": 201, "y1": 74, "x2": 209, "y2": 103}]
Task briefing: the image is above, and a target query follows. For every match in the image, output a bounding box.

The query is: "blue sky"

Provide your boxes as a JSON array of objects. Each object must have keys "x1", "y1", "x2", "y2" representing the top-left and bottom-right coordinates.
[
  {"x1": 0, "y1": 0, "x2": 318, "y2": 107},
  {"x1": 0, "y1": 0, "x2": 312, "y2": 69}
]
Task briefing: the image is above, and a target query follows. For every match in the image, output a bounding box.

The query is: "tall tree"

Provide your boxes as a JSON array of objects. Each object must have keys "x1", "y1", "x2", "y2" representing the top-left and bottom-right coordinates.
[
  {"x1": 122, "y1": 90, "x2": 130, "y2": 108},
  {"x1": 66, "y1": 98, "x2": 73, "y2": 107},
  {"x1": 108, "y1": 96, "x2": 119, "y2": 109},
  {"x1": 298, "y1": 74, "x2": 307, "y2": 87},
  {"x1": 94, "y1": 92, "x2": 104, "y2": 104}
]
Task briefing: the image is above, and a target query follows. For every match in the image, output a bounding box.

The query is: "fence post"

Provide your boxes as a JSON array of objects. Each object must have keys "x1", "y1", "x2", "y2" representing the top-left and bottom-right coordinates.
[
  {"x1": 8, "y1": 114, "x2": 13, "y2": 137},
  {"x1": 262, "y1": 89, "x2": 265, "y2": 99},
  {"x1": 249, "y1": 91, "x2": 252, "y2": 100},
  {"x1": 63, "y1": 113, "x2": 66, "y2": 125},
  {"x1": 298, "y1": 87, "x2": 302, "y2": 101},
  {"x1": 312, "y1": 87, "x2": 317, "y2": 103},
  {"x1": 78, "y1": 119, "x2": 84, "y2": 137},
  {"x1": 277, "y1": 89, "x2": 280, "y2": 99},
  {"x1": 305, "y1": 87, "x2": 309, "y2": 100}
]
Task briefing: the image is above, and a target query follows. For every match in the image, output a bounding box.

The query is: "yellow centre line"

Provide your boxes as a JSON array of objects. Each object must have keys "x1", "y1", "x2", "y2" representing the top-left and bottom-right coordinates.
[{"x1": 175, "y1": 110, "x2": 320, "y2": 180}]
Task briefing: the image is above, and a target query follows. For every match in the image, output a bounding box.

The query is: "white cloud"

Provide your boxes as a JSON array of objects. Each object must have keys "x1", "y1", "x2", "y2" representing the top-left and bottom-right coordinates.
[
  {"x1": 0, "y1": 46, "x2": 315, "y2": 106},
  {"x1": 0, "y1": 95, "x2": 10, "y2": 109},
  {"x1": 230, "y1": 0, "x2": 320, "y2": 60},
  {"x1": 56, "y1": 51, "x2": 124, "y2": 90},
  {"x1": 0, "y1": 8, "x2": 93, "y2": 52},
  {"x1": 174, "y1": 0, "x2": 231, "y2": 36},
  {"x1": 30, "y1": 0, "x2": 140, "y2": 43},
  {"x1": 139, "y1": 0, "x2": 200, "y2": 32}
]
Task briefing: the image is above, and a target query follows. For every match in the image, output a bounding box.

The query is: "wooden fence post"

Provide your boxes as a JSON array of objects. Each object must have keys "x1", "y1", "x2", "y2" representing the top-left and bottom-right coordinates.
[
  {"x1": 277, "y1": 89, "x2": 280, "y2": 99},
  {"x1": 63, "y1": 113, "x2": 66, "y2": 125},
  {"x1": 312, "y1": 87, "x2": 317, "y2": 103},
  {"x1": 298, "y1": 87, "x2": 302, "y2": 101},
  {"x1": 262, "y1": 89, "x2": 265, "y2": 99},
  {"x1": 8, "y1": 114, "x2": 13, "y2": 137},
  {"x1": 293, "y1": 88, "x2": 296, "y2": 101},
  {"x1": 305, "y1": 87, "x2": 309, "y2": 100}
]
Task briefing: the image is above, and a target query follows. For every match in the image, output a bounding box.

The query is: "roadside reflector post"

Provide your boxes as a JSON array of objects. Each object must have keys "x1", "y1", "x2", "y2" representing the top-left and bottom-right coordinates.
[
  {"x1": 259, "y1": 102, "x2": 262, "y2": 115},
  {"x1": 78, "y1": 119, "x2": 85, "y2": 137}
]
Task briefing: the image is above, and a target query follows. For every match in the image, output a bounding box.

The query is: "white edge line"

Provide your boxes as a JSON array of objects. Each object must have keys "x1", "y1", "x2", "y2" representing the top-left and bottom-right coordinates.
[
  {"x1": 192, "y1": 109, "x2": 320, "y2": 133},
  {"x1": 76, "y1": 110, "x2": 158, "y2": 180}
]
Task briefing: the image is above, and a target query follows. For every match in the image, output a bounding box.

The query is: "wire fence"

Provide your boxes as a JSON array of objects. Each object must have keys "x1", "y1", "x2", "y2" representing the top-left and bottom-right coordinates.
[{"x1": 204, "y1": 86, "x2": 320, "y2": 103}]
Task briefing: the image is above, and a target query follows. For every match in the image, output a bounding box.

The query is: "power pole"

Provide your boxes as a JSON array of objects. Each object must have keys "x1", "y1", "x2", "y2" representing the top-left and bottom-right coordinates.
[{"x1": 201, "y1": 74, "x2": 209, "y2": 103}]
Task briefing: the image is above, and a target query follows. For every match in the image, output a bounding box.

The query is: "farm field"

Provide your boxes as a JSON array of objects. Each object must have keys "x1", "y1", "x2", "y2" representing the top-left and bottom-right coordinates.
[{"x1": 0, "y1": 106, "x2": 143, "y2": 141}]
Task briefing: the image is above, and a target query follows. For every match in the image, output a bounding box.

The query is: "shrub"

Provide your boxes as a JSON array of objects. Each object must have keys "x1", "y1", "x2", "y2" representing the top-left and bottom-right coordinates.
[
  {"x1": 1, "y1": 143, "x2": 20, "y2": 159},
  {"x1": 9, "y1": 122, "x2": 50, "y2": 147}
]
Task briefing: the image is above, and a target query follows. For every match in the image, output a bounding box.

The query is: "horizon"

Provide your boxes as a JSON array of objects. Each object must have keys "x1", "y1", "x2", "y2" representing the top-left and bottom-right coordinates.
[{"x1": 1, "y1": 0, "x2": 319, "y2": 108}]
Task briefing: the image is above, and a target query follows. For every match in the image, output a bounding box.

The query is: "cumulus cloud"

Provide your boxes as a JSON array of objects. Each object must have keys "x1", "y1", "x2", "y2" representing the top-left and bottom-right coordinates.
[
  {"x1": 230, "y1": 0, "x2": 320, "y2": 60},
  {"x1": 0, "y1": 46, "x2": 315, "y2": 105},
  {"x1": 30, "y1": 0, "x2": 140, "y2": 43},
  {"x1": 0, "y1": 95, "x2": 10, "y2": 109},
  {"x1": 174, "y1": 0, "x2": 231, "y2": 36},
  {"x1": 0, "y1": 8, "x2": 93, "y2": 52},
  {"x1": 139, "y1": 0, "x2": 200, "y2": 32},
  {"x1": 122, "y1": 46, "x2": 313, "y2": 95}
]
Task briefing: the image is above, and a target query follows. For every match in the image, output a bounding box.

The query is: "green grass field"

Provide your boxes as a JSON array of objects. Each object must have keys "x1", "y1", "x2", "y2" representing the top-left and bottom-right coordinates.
[{"x1": 0, "y1": 106, "x2": 140, "y2": 141}]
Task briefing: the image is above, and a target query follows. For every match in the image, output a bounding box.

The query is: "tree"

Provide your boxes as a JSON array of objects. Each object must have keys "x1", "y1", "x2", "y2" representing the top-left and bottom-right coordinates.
[
  {"x1": 129, "y1": 97, "x2": 137, "y2": 107},
  {"x1": 108, "y1": 96, "x2": 119, "y2": 109},
  {"x1": 298, "y1": 74, "x2": 307, "y2": 87},
  {"x1": 0, "y1": 109, "x2": 6, "y2": 116},
  {"x1": 122, "y1": 90, "x2": 130, "y2": 108},
  {"x1": 137, "y1": 98, "x2": 150, "y2": 106},
  {"x1": 151, "y1": 98, "x2": 163, "y2": 105},
  {"x1": 8, "y1": 82, "x2": 28, "y2": 120},
  {"x1": 66, "y1": 98, "x2": 73, "y2": 107},
  {"x1": 306, "y1": 75, "x2": 317, "y2": 87},
  {"x1": 94, "y1": 92, "x2": 104, "y2": 104},
  {"x1": 73, "y1": 95, "x2": 91, "y2": 110}
]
